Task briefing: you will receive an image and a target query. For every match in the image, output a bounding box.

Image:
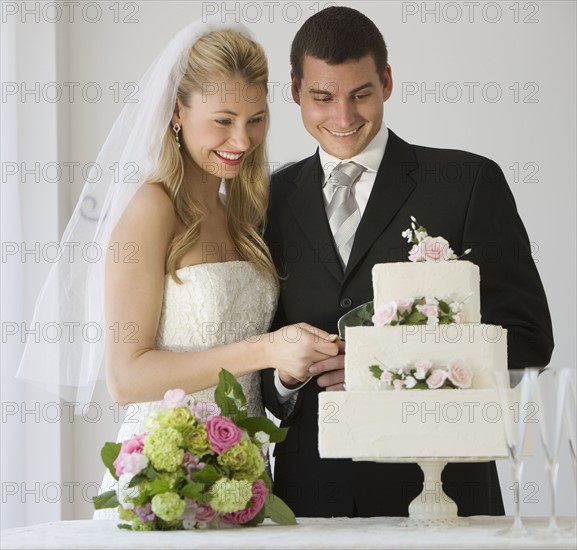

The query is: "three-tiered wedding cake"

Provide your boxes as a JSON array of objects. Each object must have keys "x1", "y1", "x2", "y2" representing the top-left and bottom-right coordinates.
[{"x1": 318, "y1": 221, "x2": 509, "y2": 461}]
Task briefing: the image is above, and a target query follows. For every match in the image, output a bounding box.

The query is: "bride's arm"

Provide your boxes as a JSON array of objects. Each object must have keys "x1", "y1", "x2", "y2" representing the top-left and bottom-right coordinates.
[{"x1": 105, "y1": 184, "x2": 337, "y2": 405}]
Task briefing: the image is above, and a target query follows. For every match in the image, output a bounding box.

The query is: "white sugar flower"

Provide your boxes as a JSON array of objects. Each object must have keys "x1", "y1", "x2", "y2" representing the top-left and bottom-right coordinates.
[{"x1": 404, "y1": 376, "x2": 417, "y2": 389}]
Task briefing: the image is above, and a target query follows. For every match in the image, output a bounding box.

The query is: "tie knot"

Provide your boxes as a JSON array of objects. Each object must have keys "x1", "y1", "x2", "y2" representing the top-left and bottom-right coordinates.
[{"x1": 329, "y1": 161, "x2": 365, "y2": 190}]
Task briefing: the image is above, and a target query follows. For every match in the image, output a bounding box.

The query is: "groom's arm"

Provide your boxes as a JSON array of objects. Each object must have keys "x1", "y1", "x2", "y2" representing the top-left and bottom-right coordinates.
[{"x1": 463, "y1": 158, "x2": 554, "y2": 368}]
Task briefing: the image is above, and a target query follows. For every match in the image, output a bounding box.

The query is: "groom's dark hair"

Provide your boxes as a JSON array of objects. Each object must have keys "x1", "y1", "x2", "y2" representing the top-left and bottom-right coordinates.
[{"x1": 290, "y1": 6, "x2": 388, "y2": 84}]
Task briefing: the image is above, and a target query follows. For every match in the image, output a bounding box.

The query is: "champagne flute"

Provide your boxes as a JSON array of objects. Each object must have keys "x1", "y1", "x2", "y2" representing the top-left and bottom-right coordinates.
[
  {"x1": 530, "y1": 368, "x2": 571, "y2": 539},
  {"x1": 493, "y1": 368, "x2": 535, "y2": 537},
  {"x1": 562, "y1": 369, "x2": 576, "y2": 536}
]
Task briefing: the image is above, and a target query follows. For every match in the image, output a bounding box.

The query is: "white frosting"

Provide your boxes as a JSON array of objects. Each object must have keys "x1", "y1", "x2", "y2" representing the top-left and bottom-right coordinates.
[
  {"x1": 319, "y1": 390, "x2": 511, "y2": 459},
  {"x1": 373, "y1": 261, "x2": 481, "y2": 323},
  {"x1": 345, "y1": 324, "x2": 508, "y2": 391}
]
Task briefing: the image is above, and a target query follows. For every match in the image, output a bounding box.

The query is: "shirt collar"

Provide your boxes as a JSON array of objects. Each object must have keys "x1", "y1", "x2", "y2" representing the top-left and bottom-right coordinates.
[{"x1": 320, "y1": 122, "x2": 389, "y2": 185}]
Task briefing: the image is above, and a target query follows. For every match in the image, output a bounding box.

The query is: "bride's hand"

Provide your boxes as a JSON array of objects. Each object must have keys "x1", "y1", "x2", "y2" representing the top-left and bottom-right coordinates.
[{"x1": 266, "y1": 323, "x2": 339, "y2": 383}]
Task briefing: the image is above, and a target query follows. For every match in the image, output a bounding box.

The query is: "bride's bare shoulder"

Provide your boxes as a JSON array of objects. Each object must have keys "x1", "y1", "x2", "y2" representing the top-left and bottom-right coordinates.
[{"x1": 113, "y1": 182, "x2": 176, "y2": 239}]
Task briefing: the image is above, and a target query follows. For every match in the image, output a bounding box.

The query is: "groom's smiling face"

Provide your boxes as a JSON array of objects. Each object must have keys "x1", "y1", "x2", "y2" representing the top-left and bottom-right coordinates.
[{"x1": 292, "y1": 54, "x2": 392, "y2": 160}]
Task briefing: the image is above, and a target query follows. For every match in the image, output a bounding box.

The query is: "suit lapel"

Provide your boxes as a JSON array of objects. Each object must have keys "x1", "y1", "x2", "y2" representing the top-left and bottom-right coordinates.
[
  {"x1": 344, "y1": 131, "x2": 419, "y2": 279},
  {"x1": 288, "y1": 153, "x2": 343, "y2": 283}
]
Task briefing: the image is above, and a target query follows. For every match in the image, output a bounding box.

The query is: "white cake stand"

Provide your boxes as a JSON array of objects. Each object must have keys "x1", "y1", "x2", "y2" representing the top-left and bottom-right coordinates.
[{"x1": 358, "y1": 456, "x2": 501, "y2": 527}]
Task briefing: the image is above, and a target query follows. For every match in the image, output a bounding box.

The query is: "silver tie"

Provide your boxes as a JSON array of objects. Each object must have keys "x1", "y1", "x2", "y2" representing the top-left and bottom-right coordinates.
[{"x1": 326, "y1": 161, "x2": 365, "y2": 267}]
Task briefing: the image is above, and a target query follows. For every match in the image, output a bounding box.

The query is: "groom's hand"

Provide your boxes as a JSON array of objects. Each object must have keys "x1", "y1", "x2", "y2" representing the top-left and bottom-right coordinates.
[{"x1": 309, "y1": 340, "x2": 345, "y2": 391}]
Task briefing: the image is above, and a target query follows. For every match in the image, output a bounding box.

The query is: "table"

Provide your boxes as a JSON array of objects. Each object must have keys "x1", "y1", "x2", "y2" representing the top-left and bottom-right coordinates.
[{"x1": 2, "y1": 517, "x2": 575, "y2": 549}]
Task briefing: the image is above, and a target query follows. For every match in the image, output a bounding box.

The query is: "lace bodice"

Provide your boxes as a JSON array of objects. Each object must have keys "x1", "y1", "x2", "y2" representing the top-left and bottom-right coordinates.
[{"x1": 94, "y1": 261, "x2": 277, "y2": 519}]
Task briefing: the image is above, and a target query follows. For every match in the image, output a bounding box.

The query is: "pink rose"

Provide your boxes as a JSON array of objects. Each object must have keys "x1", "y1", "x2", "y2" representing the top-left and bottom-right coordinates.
[
  {"x1": 393, "y1": 379, "x2": 405, "y2": 391},
  {"x1": 422, "y1": 236, "x2": 454, "y2": 262},
  {"x1": 191, "y1": 401, "x2": 221, "y2": 423},
  {"x1": 447, "y1": 360, "x2": 472, "y2": 388},
  {"x1": 119, "y1": 452, "x2": 148, "y2": 475},
  {"x1": 408, "y1": 243, "x2": 425, "y2": 262},
  {"x1": 380, "y1": 370, "x2": 393, "y2": 383},
  {"x1": 396, "y1": 297, "x2": 414, "y2": 315},
  {"x1": 372, "y1": 301, "x2": 398, "y2": 326},
  {"x1": 426, "y1": 369, "x2": 448, "y2": 389},
  {"x1": 222, "y1": 480, "x2": 269, "y2": 525},
  {"x1": 414, "y1": 359, "x2": 433, "y2": 373},
  {"x1": 182, "y1": 499, "x2": 218, "y2": 525},
  {"x1": 162, "y1": 388, "x2": 188, "y2": 409},
  {"x1": 205, "y1": 416, "x2": 243, "y2": 454},
  {"x1": 113, "y1": 433, "x2": 146, "y2": 476}
]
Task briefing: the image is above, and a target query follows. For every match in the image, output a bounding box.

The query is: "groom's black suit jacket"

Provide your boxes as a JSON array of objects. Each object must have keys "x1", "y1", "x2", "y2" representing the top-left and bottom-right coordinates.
[{"x1": 262, "y1": 129, "x2": 554, "y2": 518}]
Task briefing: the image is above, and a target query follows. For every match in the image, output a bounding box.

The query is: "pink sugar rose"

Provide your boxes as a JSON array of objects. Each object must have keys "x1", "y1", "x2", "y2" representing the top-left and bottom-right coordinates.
[
  {"x1": 191, "y1": 401, "x2": 221, "y2": 423},
  {"x1": 396, "y1": 297, "x2": 414, "y2": 315},
  {"x1": 113, "y1": 433, "x2": 146, "y2": 477},
  {"x1": 422, "y1": 236, "x2": 454, "y2": 262},
  {"x1": 447, "y1": 360, "x2": 472, "y2": 388},
  {"x1": 408, "y1": 243, "x2": 425, "y2": 262},
  {"x1": 162, "y1": 388, "x2": 188, "y2": 409},
  {"x1": 426, "y1": 369, "x2": 448, "y2": 389},
  {"x1": 393, "y1": 379, "x2": 405, "y2": 391},
  {"x1": 205, "y1": 416, "x2": 243, "y2": 454},
  {"x1": 416, "y1": 304, "x2": 439, "y2": 318},
  {"x1": 222, "y1": 480, "x2": 269, "y2": 525},
  {"x1": 453, "y1": 313, "x2": 463, "y2": 324},
  {"x1": 414, "y1": 359, "x2": 433, "y2": 374},
  {"x1": 372, "y1": 301, "x2": 398, "y2": 326},
  {"x1": 380, "y1": 370, "x2": 393, "y2": 383}
]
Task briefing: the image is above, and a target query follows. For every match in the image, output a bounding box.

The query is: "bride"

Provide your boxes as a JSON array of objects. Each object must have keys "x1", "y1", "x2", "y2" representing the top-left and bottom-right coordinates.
[{"x1": 17, "y1": 19, "x2": 338, "y2": 520}]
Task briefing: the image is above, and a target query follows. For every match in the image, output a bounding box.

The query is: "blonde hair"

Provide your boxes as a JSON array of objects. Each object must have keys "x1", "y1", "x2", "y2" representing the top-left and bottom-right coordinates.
[{"x1": 149, "y1": 30, "x2": 276, "y2": 285}]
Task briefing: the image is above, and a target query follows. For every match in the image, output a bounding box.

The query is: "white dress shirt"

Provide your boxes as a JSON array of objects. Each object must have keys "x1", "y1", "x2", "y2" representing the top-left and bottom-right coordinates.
[{"x1": 274, "y1": 123, "x2": 389, "y2": 403}]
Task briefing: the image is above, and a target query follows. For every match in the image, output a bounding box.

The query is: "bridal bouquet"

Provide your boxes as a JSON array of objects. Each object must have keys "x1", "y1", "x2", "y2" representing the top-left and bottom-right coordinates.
[{"x1": 93, "y1": 370, "x2": 296, "y2": 530}]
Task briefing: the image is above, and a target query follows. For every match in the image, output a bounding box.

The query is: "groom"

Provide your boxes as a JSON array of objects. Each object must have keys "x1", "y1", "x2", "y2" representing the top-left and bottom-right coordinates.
[{"x1": 262, "y1": 6, "x2": 554, "y2": 517}]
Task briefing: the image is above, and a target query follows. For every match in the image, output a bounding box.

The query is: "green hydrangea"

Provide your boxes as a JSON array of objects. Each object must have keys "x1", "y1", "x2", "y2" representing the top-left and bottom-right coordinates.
[
  {"x1": 217, "y1": 439, "x2": 265, "y2": 480},
  {"x1": 184, "y1": 423, "x2": 214, "y2": 458},
  {"x1": 210, "y1": 478, "x2": 252, "y2": 513},
  {"x1": 150, "y1": 492, "x2": 186, "y2": 522},
  {"x1": 118, "y1": 505, "x2": 138, "y2": 522},
  {"x1": 144, "y1": 427, "x2": 184, "y2": 472},
  {"x1": 138, "y1": 471, "x2": 184, "y2": 500},
  {"x1": 156, "y1": 407, "x2": 195, "y2": 435}
]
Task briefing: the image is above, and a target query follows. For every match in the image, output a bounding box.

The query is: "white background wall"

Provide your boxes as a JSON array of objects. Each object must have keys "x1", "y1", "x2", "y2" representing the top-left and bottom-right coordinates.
[{"x1": 1, "y1": 0, "x2": 575, "y2": 527}]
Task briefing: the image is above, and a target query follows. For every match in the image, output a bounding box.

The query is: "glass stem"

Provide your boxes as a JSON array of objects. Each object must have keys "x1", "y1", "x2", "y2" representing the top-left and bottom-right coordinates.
[
  {"x1": 512, "y1": 459, "x2": 523, "y2": 530},
  {"x1": 546, "y1": 459, "x2": 559, "y2": 532}
]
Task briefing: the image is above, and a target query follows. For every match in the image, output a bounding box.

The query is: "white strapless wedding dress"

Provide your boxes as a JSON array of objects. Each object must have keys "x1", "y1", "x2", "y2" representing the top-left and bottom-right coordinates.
[{"x1": 93, "y1": 261, "x2": 277, "y2": 520}]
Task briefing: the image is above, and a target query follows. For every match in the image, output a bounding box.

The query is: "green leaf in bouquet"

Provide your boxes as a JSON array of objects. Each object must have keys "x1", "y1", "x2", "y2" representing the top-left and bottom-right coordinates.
[
  {"x1": 128, "y1": 467, "x2": 153, "y2": 487},
  {"x1": 264, "y1": 492, "x2": 297, "y2": 525},
  {"x1": 214, "y1": 369, "x2": 248, "y2": 422},
  {"x1": 236, "y1": 416, "x2": 288, "y2": 443},
  {"x1": 181, "y1": 481, "x2": 205, "y2": 500},
  {"x1": 190, "y1": 464, "x2": 220, "y2": 484},
  {"x1": 368, "y1": 365, "x2": 384, "y2": 379},
  {"x1": 92, "y1": 490, "x2": 119, "y2": 510},
  {"x1": 138, "y1": 476, "x2": 171, "y2": 498},
  {"x1": 101, "y1": 442, "x2": 121, "y2": 481},
  {"x1": 337, "y1": 300, "x2": 374, "y2": 340}
]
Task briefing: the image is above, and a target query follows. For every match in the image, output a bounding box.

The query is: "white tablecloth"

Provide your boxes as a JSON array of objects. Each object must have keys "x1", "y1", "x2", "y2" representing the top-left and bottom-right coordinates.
[{"x1": 1, "y1": 517, "x2": 575, "y2": 549}]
